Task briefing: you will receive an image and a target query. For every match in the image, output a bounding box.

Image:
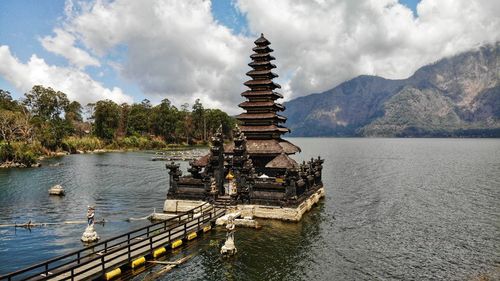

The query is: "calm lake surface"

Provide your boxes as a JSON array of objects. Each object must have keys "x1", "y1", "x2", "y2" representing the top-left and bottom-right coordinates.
[{"x1": 0, "y1": 138, "x2": 499, "y2": 280}]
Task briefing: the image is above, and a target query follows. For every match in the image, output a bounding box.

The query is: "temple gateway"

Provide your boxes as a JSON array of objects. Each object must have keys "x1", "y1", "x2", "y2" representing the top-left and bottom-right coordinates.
[{"x1": 164, "y1": 34, "x2": 324, "y2": 221}]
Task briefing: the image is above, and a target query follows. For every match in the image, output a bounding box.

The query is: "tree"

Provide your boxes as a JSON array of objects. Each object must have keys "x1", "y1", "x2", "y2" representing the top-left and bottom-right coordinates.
[
  {"x1": 117, "y1": 103, "x2": 130, "y2": 138},
  {"x1": 15, "y1": 108, "x2": 34, "y2": 143},
  {"x1": 127, "y1": 99, "x2": 152, "y2": 136},
  {"x1": 0, "y1": 110, "x2": 20, "y2": 144},
  {"x1": 23, "y1": 85, "x2": 69, "y2": 120},
  {"x1": 65, "y1": 101, "x2": 83, "y2": 123},
  {"x1": 93, "y1": 100, "x2": 121, "y2": 141},
  {"x1": 38, "y1": 117, "x2": 72, "y2": 149},
  {"x1": 151, "y1": 99, "x2": 180, "y2": 142},
  {"x1": 22, "y1": 85, "x2": 71, "y2": 149},
  {"x1": 205, "y1": 109, "x2": 235, "y2": 138},
  {"x1": 0, "y1": 90, "x2": 34, "y2": 144},
  {"x1": 192, "y1": 99, "x2": 205, "y2": 141},
  {"x1": 64, "y1": 101, "x2": 83, "y2": 136},
  {"x1": 0, "y1": 89, "x2": 19, "y2": 111}
]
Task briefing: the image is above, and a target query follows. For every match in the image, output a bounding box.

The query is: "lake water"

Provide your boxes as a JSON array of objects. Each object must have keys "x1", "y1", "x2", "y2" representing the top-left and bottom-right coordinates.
[{"x1": 0, "y1": 138, "x2": 499, "y2": 280}]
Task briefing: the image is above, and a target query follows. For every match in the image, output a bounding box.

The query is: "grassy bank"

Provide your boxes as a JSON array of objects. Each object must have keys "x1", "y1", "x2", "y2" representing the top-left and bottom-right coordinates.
[
  {"x1": 0, "y1": 141, "x2": 42, "y2": 167},
  {"x1": 1, "y1": 136, "x2": 206, "y2": 168}
]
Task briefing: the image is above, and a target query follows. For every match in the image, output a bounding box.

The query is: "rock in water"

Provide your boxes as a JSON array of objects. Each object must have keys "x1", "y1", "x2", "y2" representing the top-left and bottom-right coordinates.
[
  {"x1": 81, "y1": 225, "x2": 99, "y2": 243},
  {"x1": 48, "y1": 185, "x2": 65, "y2": 196}
]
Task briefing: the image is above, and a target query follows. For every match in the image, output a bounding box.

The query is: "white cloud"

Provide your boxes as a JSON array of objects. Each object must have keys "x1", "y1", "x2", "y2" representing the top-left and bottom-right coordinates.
[
  {"x1": 40, "y1": 28, "x2": 100, "y2": 69},
  {"x1": 0, "y1": 45, "x2": 132, "y2": 105},
  {"x1": 58, "y1": 0, "x2": 250, "y2": 114},
  {"x1": 3, "y1": 0, "x2": 499, "y2": 113},
  {"x1": 59, "y1": 0, "x2": 250, "y2": 114},
  {"x1": 237, "y1": 0, "x2": 500, "y2": 99},
  {"x1": 63, "y1": 0, "x2": 499, "y2": 109}
]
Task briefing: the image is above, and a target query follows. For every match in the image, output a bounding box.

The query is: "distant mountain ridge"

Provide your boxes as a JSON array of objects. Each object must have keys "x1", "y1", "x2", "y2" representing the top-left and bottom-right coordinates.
[{"x1": 285, "y1": 43, "x2": 499, "y2": 137}]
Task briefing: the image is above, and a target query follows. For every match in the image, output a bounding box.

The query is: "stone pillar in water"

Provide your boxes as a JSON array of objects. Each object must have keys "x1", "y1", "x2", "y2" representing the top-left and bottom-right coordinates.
[{"x1": 81, "y1": 206, "x2": 99, "y2": 243}]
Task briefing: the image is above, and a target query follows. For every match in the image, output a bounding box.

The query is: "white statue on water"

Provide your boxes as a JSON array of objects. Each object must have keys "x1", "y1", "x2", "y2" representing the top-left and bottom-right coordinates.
[
  {"x1": 81, "y1": 206, "x2": 100, "y2": 243},
  {"x1": 221, "y1": 215, "x2": 237, "y2": 256}
]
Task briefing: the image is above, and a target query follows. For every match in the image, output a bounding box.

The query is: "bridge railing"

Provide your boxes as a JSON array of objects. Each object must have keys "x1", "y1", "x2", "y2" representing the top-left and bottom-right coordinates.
[{"x1": 1, "y1": 202, "x2": 224, "y2": 281}]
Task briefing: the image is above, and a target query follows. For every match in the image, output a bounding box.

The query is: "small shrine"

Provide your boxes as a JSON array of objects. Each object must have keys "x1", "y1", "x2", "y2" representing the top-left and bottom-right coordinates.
[{"x1": 165, "y1": 34, "x2": 324, "y2": 221}]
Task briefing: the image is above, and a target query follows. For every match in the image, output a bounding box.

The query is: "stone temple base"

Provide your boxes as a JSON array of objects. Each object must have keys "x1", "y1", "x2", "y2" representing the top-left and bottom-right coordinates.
[
  {"x1": 163, "y1": 199, "x2": 205, "y2": 213},
  {"x1": 229, "y1": 187, "x2": 325, "y2": 222},
  {"x1": 163, "y1": 188, "x2": 325, "y2": 222}
]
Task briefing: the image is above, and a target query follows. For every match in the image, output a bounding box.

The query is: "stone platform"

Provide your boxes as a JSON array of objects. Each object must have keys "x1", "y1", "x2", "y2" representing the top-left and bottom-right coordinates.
[
  {"x1": 164, "y1": 199, "x2": 206, "y2": 213},
  {"x1": 163, "y1": 187, "x2": 324, "y2": 222},
  {"x1": 229, "y1": 187, "x2": 325, "y2": 222}
]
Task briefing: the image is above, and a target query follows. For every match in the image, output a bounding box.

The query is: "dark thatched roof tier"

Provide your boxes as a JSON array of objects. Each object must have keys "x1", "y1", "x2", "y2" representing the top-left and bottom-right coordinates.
[
  {"x1": 236, "y1": 112, "x2": 287, "y2": 121},
  {"x1": 238, "y1": 101, "x2": 285, "y2": 111},
  {"x1": 241, "y1": 90, "x2": 283, "y2": 99},
  {"x1": 248, "y1": 61, "x2": 277, "y2": 69},
  {"x1": 252, "y1": 45, "x2": 273, "y2": 53},
  {"x1": 246, "y1": 69, "x2": 278, "y2": 78},
  {"x1": 265, "y1": 153, "x2": 299, "y2": 169},
  {"x1": 254, "y1": 33, "x2": 271, "y2": 45},
  {"x1": 225, "y1": 139, "x2": 300, "y2": 156},
  {"x1": 250, "y1": 53, "x2": 276, "y2": 60},
  {"x1": 191, "y1": 153, "x2": 210, "y2": 166}
]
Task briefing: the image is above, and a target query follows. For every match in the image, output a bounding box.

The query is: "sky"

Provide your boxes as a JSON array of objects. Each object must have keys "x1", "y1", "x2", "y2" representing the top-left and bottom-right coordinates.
[{"x1": 0, "y1": 0, "x2": 499, "y2": 114}]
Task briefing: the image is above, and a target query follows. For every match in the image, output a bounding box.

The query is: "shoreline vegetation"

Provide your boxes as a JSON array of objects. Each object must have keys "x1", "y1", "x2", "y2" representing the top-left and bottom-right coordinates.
[{"x1": 1, "y1": 85, "x2": 234, "y2": 168}]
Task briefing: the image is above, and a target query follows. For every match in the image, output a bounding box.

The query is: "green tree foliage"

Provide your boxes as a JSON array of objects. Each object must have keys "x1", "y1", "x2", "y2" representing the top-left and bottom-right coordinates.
[
  {"x1": 0, "y1": 110, "x2": 21, "y2": 144},
  {"x1": 0, "y1": 89, "x2": 20, "y2": 111},
  {"x1": 205, "y1": 108, "x2": 235, "y2": 137},
  {"x1": 24, "y1": 85, "x2": 69, "y2": 120},
  {"x1": 127, "y1": 99, "x2": 152, "y2": 136},
  {"x1": 1, "y1": 84, "x2": 237, "y2": 166},
  {"x1": 65, "y1": 101, "x2": 83, "y2": 122},
  {"x1": 92, "y1": 100, "x2": 121, "y2": 141},
  {"x1": 117, "y1": 103, "x2": 130, "y2": 138},
  {"x1": 192, "y1": 99, "x2": 205, "y2": 140},
  {"x1": 23, "y1": 85, "x2": 71, "y2": 149},
  {"x1": 151, "y1": 99, "x2": 180, "y2": 142}
]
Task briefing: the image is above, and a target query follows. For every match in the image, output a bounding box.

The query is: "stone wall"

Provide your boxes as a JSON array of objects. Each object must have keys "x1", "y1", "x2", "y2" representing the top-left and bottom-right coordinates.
[{"x1": 229, "y1": 187, "x2": 325, "y2": 221}]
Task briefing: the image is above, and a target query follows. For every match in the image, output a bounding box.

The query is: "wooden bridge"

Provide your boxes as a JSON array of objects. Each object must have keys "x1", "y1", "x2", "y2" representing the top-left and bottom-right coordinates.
[{"x1": 0, "y1": 202, "x2": 226, "y2": 281}]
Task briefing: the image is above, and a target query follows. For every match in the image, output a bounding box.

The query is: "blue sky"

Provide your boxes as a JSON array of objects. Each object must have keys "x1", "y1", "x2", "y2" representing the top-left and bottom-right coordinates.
[
  {"x1": 1, "y1": 0, "x2": 497, "y2": 113},
  {"x1": 0, "y1": 0, "x2": 141, "y2": 100}
]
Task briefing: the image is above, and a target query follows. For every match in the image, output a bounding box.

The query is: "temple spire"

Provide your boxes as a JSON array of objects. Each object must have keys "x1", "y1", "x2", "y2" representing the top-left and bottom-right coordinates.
[{"x1": 237, "y1": 34, "x2": 289, "y2": 140}]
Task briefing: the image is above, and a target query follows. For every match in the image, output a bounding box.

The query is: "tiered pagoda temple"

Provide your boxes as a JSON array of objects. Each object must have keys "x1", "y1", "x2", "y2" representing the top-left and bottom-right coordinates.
[
  {"x1": 227, "y1": 33, "x2": 301, "y2": 172},
  {"x1": 165, "y1": 34, "x2": 324, "y2": 218}
]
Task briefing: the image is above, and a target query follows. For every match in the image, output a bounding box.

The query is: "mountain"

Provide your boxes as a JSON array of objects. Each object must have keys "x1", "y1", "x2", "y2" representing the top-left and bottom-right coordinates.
[{"x1": 285, "y1": 43, "x2": 499, "y2": 137}]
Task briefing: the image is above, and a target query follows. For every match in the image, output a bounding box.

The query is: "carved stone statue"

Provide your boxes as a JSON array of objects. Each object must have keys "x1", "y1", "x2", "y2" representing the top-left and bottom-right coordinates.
[
  {"x1": 87, "y1": 206, "x2": 95, "y2": 226},
  {"x1": 221, "y1": 215, "x2": 237, "y2": 256},
  {"x1": 81, "y1": 206, "x2": 99, "y2": 243}
]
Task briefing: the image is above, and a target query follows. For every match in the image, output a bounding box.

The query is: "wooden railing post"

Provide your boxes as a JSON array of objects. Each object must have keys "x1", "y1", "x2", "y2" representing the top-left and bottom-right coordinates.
[{"x1": 127, "y1": 233, "x2": 131, "y2": 262}]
